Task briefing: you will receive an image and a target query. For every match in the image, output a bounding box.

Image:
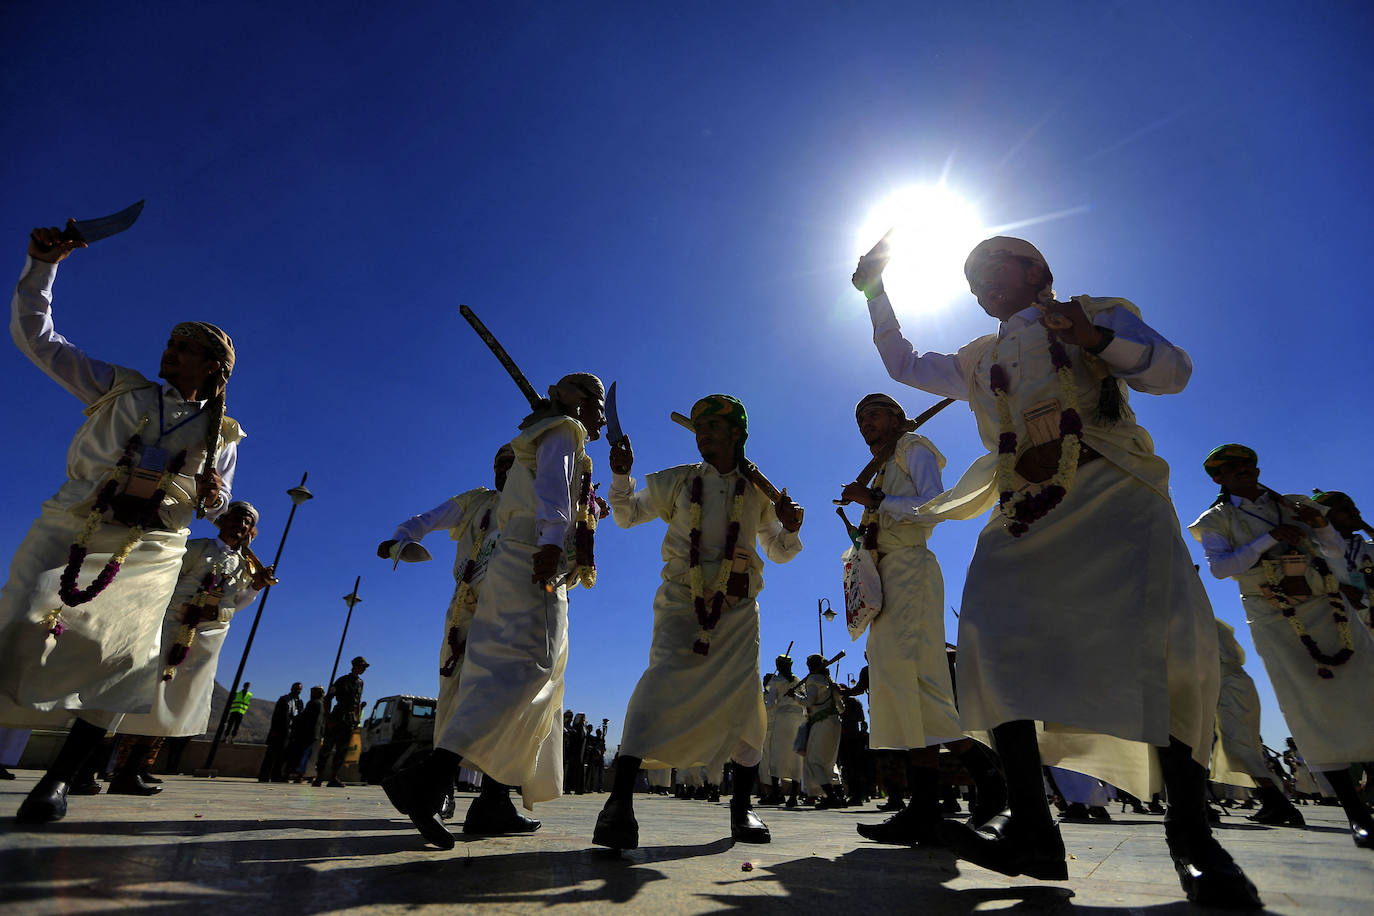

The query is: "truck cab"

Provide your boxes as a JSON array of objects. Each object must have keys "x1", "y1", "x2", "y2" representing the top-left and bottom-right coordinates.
[{"x1": 358, "y1": 694, "x2": 437, "y2": 784}]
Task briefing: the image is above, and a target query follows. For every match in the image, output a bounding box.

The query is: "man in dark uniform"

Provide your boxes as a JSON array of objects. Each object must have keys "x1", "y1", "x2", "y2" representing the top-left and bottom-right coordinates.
[
  {"x1": 285, "y1": 686, "x2": 325, "y2": 782},
  {"x1": 259, "y1": 682, "x2": 303, "y2": 782},
  {"x1": 314, "y1": 658, "x2": 367, "y2": 787}
]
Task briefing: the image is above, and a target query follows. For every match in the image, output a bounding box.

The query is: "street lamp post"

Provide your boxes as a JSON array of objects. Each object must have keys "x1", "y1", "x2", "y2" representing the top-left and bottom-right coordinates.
[
  {"x1": 201, "y1": 472, "x2": 314, "y2": 773},
  {"x1": 818, "y1": 596, "x2": 837, "y2": 659},
  {"x1": 327, "y1": 577, "x2": 363, "y2": 699}
]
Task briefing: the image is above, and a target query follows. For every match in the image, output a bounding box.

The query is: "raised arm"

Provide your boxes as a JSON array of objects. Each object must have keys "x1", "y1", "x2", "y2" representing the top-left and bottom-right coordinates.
[
  {"x1": 866, "y1": 290, "x2": 969, "y2": 400},
  {"x1": 11, "y1": 254, "x2": 116, "y2": 404}
]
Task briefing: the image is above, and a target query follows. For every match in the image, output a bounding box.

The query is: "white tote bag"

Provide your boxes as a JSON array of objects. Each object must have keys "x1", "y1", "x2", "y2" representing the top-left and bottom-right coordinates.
[{"x1": 841, "y1": 544, "x2": 883, "y2": 640}]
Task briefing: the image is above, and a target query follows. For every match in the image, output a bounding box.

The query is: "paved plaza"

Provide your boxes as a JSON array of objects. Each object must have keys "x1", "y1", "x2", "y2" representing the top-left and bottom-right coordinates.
[{"x1": 1, "y1": 773, "x2": 1371, "y2": 914}]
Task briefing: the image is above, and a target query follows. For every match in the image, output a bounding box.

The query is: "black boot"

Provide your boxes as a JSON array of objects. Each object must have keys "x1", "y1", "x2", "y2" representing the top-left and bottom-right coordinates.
[
  {"x1": 943, "y1": 721, "x2": 1067, "y2": 880},
  {"x1": 729, "y1": 762, "x2": 770, "y2": 843},
  {"x1": 857, "y1": 763, "x2": 944, "y2": 845},
  {"x1": 463, "y1": 776, "x2": 540, "y2": 835},
  {"x1": 958, "y1": 741, "x2": 1008, "y2": 828},
  {"x1": 1158, "y1": 738, "x2": 1262, "y2": 907},
  {"x1": 1248, "y1": 781, "x2": 1304, "y2": 827},
  {"x1": 594, "y1": 755, "x2": 641, "y2": 849},
  {"x1": 108, "y1": 744, "x2": 162, "y2": 796},
  {"x1": 15, "y1": 718, "x2": 108, "y2": 825},
  {"x1": 1324, "y1": 768, "x2": 1374, "y2": 849},
  {"x1": 382, "y1": 749, "x2": 457, "y2": 849}
]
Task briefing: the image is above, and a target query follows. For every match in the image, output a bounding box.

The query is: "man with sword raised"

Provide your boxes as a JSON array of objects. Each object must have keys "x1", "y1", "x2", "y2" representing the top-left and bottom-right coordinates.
[
  {"x1": 383, "y1": 306, "x2": 607, "y2": 848},
  {"x1": 592, "y1": 393, "x2": 803, "y2": 849},
  {"x1": 2, "y1": 210, "x2": 245, "y2": 824}
]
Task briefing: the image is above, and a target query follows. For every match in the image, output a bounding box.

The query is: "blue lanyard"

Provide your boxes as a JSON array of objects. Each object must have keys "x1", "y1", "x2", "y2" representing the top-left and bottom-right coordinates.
[
  {"x1": 155, "y1": 390, "x2": 205, "y2": 446},
  {"x1": 1236, "y1": 501, "x2": 1280, "y2": 530},
  {"x1": 1347, "y1": 536, "x2": 1364, "y2": 572}
]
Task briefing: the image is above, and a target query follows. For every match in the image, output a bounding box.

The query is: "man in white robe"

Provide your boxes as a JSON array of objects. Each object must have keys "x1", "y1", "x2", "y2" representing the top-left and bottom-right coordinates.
[
  {"x1": 851, "y1": 236, "x2": 1257, "y2": 907},
  {"x1": 840, "y1": 393, "x2": 1007, "y2": 844},
  {"x1": 762, "y1": 655, "x2": 804, "y2": 806},
  {"x1": 376, "y1": 445, "x2": 513, "y2": 802},
  {"x1": 1313, "y1": 490, "x2": 1374, "y2": 628},
  {"x1": 383, "y1": 374, "x2": 605, "y2": 850},
  {"x1": 1211, "y1": 617, "x2": 1304, "y2": 826},
  {"x1": 1190, "y1": 445, "x2": 1374, "y2": 849},
  {"x1": 797, "y1": 654, "x2": 845, "y2": 806},
  {"x1": 107, "y1": 500, "x2": 270, "y2": 795},
  {"x1": 4, "y1": 224, "x2": 242, "y2": 824},
  {"x1": 592, "y1": 394, "x2": 803, "y2": 849}
]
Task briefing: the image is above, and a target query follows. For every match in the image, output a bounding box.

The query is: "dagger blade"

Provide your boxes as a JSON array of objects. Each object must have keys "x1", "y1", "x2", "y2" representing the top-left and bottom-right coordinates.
[
  {"x1": 605, "y1": 381, "x2": 626, "y2": 446},
  {"x1": 66, "y1": 200, "x2": 146, "y2": 244}
]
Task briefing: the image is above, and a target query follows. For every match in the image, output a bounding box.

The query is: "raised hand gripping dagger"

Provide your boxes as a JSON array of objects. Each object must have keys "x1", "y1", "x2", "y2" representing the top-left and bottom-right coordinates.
[{"x1": 30, "y1": 200, "x2": 146, "y2": 251}]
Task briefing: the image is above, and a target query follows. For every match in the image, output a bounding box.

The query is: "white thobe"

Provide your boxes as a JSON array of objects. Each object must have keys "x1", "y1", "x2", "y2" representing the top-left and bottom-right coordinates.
[
  {"x1": 610, "y1": 461, "x2": 802, "y2": 771},
  {"x1": 1210, "y1": 618, "x2": 1268, "y2": 787},
  {"x1": 868, "y1": 289, "x2": 1217, "y2": 766},
  {"x1": 436, "y1": 417, "x2": 586, "y2": 808},
  {"x1": 763, "y1": 674, "x2": 805, "y2": 783},
  {"x1": 0, "y1": 258, "x2": 243, "y2": 728},
  {"x1": 862, "y1": 432, "x2": 963, "y2": 749},
  {"x1": 389, "y1": 487, "x2": 502, "y2": 728},
  {"x1": 1191, "y1": 495, "x2": 1374, "y2": 768},
  {"x1": 112, "y1": 537, "x2": 259, "y2": 737},
  {"x1": 799, "y1": 672, "x2": 842, "y2": 790}
]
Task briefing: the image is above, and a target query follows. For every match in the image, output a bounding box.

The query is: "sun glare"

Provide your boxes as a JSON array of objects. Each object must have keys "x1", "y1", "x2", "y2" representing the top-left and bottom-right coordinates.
[{"x1": 856, "y1": 185, "x2": 985, "y2": 313}]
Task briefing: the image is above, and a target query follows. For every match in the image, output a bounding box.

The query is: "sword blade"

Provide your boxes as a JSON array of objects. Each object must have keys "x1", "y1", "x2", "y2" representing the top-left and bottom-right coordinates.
[
  {"x1": 66, "y1": 200, "x2": 146, "y2": 244},
  {"x1": 605, "y1": 381, "x2": 626, "y2": 445},
  {"x1": 459, "y1": 304, "x2": 542, "y2": 408}
]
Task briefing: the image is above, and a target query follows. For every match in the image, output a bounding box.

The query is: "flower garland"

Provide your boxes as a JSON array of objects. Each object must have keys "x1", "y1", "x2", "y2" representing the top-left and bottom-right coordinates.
[
  {"x1": 440, "y1": 506, "x2": 494, "y2": 678},
  {"x1": 162, "y1": 560, "x2": 228, "y2": 681},
  {"x1": 688, "y1": 473, "x2": 748, "y2": 656},
  {"x1": 567, "y1": 455, "x2": 599, "y2": 589},
  {"x1": 1260, "y1": 546, "x2": 1356, "y2": 679},
  {"x1": 990, "y1": 335, "x2": 1083, "y2": 537},
  {"x1": 41, "y1": 421, "x2": 187, "y2": 639}
]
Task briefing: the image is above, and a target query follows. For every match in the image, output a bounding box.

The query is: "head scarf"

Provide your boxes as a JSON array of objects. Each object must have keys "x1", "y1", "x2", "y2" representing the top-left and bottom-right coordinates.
[
  {"x1": 224, "y1": 500, "x2": 259, "y2": 524},
  {"x1": 963, "y1": 236, "x2": 1053, "y2": 298},
  {"x1": 1312, "y1": 489, "x2": 1354, "y2": 510},
  {"x1": 690, "y1": 394, "x2": 749, "y2": 466},
  {"x1": 518, "y1": 372, "x2": 605, "y2": 430},
  {"x1": 855, "y1": 393, "x2": 907, "y2": 422},
  {"x1": 775, "y1": 654, "x2": 793, "y2": 672},
  {"x1": 1203, "y1": 444, "x2": 1257, "y2": 477},
  {"x1": 805, "y1": 653, "x2": 826, "y2": 674},
  {"x1": 171, "y1": 322, "x2": 235, "y2": 378}
]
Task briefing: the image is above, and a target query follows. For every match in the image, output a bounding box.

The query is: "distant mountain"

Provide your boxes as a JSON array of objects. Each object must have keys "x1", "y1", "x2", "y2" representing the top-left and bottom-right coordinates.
[{"x1": 205, "y1": 681, "x2": 278, "y2": 744}]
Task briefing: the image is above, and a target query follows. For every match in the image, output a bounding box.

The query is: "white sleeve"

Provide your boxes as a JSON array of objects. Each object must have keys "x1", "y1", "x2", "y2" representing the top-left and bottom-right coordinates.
[
  {"x1": 1199, "y1": 528, "x2": 1278, "y2": 580},
  {"x1": 392, "y1": 497, "x2": 467, "y2": 543},
  {"x1": 1309, "y1": 521, "x2": 1347, "y2": 563},
  {"x1": 1091, "y1": 305, "x2": 1193, "y2": 395},
  {"x1": 867, "y1": 290, "x2": 969, "y2": 400},
  {"x1": 757, "y1": 503, "x2": 803, "y2": 563},
  {"x1": 608, "y1": 472, "x2": 658, "y2": 529},
  {"x1": 533, "y1": 426, "x2": 577, "y2": 547},
  {"x1": 10, "y1": 257, "x2": 116, "y2": 403},
  {"x1": 878, "y1": 443, "x2": 945, "y2": 520},
  {"x1": 200, "y1": 439, "x2": 238, "y2": 520}
]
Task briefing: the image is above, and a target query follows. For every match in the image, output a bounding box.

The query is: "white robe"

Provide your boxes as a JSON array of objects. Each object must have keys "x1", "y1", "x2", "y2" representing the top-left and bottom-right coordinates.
[
  {"x1": 0, "y1": 258, "x2": 242, "y2": 729},
  {"x1": 1210, "y1": 618, "x2": 1267, "y2": 787},
  {"x1": 764, "y1": 675, "x2": 804, "y2": 782},
  {"x1": 799, "y1": 671, "x2": 842, "y2": 789},
  {"x1": 609, "y1": 461, "x2": 802, "y2": 771},
  {"x1": 389, "y1": 487, "x2": 502, "y2": 729},
  {"x1": 112, "y1": 538, "x2": 259, "y2": 737},
  {"x1": 1191, "y1": 497, "x2": 1374, "y2": 768},
  {"x1": 435, "y1": 416, "x2": 587, "y2": 809},
  {"x1": 868, "y1": 291, "x2": 1217, "y2": 766},
  {"x1": 863, "y1": 433, "x2": 962, "y2": 749}
]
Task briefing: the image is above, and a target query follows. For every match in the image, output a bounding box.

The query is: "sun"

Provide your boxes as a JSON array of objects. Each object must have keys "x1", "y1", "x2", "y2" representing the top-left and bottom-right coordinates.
[{"x1": 856, "y1": 184, "x2": 985, "y2": 313}]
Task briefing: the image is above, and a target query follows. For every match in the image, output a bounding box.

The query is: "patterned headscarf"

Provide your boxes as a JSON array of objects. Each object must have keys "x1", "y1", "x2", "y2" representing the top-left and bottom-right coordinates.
[
  {"x1": 690, "y1": 394, "x2": 749, "y2": 466},
  {"x1": 518, "y1": 372, "x2": 605, "y2": 431},
  {"x1": 1312, "y1": 489, "x2": 1354, "y2": 511},
  {"x1": 854, "y1": 392, "x2": 907, "y2": 422},
  {"x1": 171, "y1": 322, "x2": 236, "y2": 377},
  {"x1": 224, "y1": 500, "x2": 259, "y2": 524},
  {"x1": 1203, "y1": 444, "x2": 1257, "y2": 477}
]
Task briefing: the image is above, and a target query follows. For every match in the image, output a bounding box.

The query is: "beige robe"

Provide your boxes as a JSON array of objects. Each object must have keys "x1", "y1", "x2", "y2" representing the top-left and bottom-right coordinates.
[
  {"x1": 435, "y1": 488, "x2": 502, "y2": 729},
  {"x1": 435, "y1": 417, "x2": 587, "y2": 808},
  {"x1": 1209, "y1": 619, "x2": 1267, "y2": 788},
  {"x1": 610, "y1": 461, "x2": 802, "y2": 771},
  {"x1": 763, "y1": 674, "x2": 804, "y2": 783}
]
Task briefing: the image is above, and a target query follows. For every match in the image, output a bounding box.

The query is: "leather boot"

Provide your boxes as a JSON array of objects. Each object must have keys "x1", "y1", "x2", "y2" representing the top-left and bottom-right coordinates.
[
  {"x1": 857, "y1": 764, "x2": 944, "y2": 845},
  {"x1": 1158, "y1": 739, "x2": 1263, "y2": 907},
  {"x1": 463, "y1": 778, "x2": 540, "y2": 835},
  {"x1": 958, "y1": 741, "x2": 1008, "y2": 828},
  {"x1": 1323, "y1": 768, "x2": 1374, "y2": 849},
  {"x1": 1248, "y1": 781, "x2": 1304, "y2": 827},
  {"x1": 382, "y1": 750, "x2": 456, "y2": 849},
  {"x1": 729, "y1": 762, "x2": 770, "y2": 843},
  {"x1": 15, "y1": 718, "x2": 106, "y2": 824},
  {"x1": 944, "y1": 721, "x2": 1067, "y2": 880}
]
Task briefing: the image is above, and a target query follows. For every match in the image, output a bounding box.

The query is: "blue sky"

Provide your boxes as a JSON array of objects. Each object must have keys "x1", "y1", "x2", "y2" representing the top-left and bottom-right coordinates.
[{"x1": 3, "y1": 2, "x2": 1371, "y2": 760}]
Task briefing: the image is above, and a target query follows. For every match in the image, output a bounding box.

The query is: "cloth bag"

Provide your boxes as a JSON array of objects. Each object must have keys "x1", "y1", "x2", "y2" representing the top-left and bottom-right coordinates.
[{"x1": 841, "y1": 545, "x2": 883, "y2": 640}]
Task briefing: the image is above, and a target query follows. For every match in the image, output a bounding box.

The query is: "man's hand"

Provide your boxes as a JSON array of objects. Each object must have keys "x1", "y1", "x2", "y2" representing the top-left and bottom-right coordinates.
[
  {"x1": 250, "y1": 564, "x2": 278, "y2": 590},
  {"x1": 775, "y1": 489, "x2": 803, "y2": 532},
  {"x1": 609, "y1": 436, "x2": 633, "y2": 475},
  {"x1": 28, "y1": 222, "x2": 86, "y2": 264},
  {"x1": 851, "y1": 251, "x2": 887, "y2": 300},
  {"x1": 377, "y1": 539, "x2": 398, "y2": 560},
  {"x1": 1037, "y1": 298, "x2": 1104, "y2": 349},
  {"x1": 532, "y1": 543, "x2": 564, "y2": 585},
  {"x1": 1295, "y1": 503, "x2": 1328, "y2": 529},
  {"x1": 198, "y1": 469, "x2": 223, "y2": 507},
  {"x1": 1271, "y1": 524, "x2": 1305, "y2": 546},
  {"x1": 839, "y1": 482, "x2": 874, "y2": 508}
]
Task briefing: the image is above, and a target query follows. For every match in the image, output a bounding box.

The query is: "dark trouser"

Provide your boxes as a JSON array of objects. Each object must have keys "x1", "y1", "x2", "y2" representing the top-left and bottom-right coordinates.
[
  {"x1": 315, "y1": 720, "x2": 351, "y2": 780},
  {"x1": 259, "y1": 732, "x2": 289, "y2": 781},
  {"x1": 225, "y1": 712, "x2": 244, "y2": 741},
  {"x1": 284, "y1": 739, "x2": 316, "y2": 777}
]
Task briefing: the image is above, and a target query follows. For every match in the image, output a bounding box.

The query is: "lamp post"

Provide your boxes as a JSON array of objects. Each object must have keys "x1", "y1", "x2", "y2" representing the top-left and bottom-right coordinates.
[
  {"x1": 327, "y1": 576, "x2": 362, "y2": 700},
  {"x1": 202, "y1": 472, "x2": 314, "y2": 772},
  {"x1": 818, "y1": 596, "x2": 837, "y2": 659}
]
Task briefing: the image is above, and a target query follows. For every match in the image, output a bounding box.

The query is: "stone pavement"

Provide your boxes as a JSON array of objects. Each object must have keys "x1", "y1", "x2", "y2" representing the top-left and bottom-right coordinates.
[{"x1": 1, "y1": 773, "x2": 1371, "y2": 914}]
